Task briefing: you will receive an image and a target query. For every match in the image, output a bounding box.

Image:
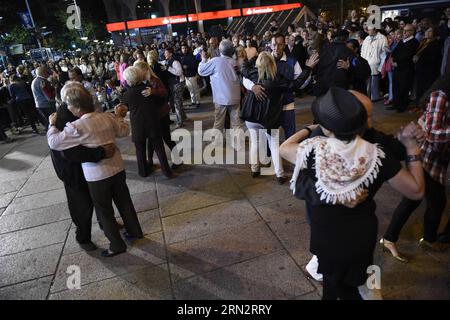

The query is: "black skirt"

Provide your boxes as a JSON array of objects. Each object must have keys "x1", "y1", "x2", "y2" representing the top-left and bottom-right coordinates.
[{"x1": 310, "y1": 200, "x2": 378, "y2": 287}]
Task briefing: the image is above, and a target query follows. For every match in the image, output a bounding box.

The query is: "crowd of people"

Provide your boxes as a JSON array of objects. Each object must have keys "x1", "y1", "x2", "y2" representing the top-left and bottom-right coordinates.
[{"x1": 0, "y1": 6, "x2": 449, "y2": 299}]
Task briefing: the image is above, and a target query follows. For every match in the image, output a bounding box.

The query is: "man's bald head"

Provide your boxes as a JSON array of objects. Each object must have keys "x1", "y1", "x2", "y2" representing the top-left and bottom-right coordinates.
[{"x1": 350, "y1": 90, "x2": 373, "y2": 129}]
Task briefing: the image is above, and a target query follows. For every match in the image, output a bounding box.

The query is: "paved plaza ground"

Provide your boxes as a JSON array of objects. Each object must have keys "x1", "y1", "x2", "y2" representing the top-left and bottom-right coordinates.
[{"x1": 0, "y1": 96, "x2": 449, "y2": 300}]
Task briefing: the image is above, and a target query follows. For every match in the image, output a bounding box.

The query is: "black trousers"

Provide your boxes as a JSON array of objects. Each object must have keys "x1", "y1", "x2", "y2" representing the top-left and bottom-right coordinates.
[
  {"x1": 393, "y1": 67, "x2": 414, "y2": 112},
  {"x1": 160, "y1": 114, "x2": 176, "y2": 150},
  {"x1": 64, "y1": 182, "x2": 95, "y2": 244},
  {"x1": 17, "y1": 100, "x2": 38, "y2": 131},
  {"x1": 6, "y1": 103, "x2": 23, "y2": 128},
  {"x1": 322, "y1": 274, "x2": 363, "y2": 300},
  {"x1": 0, "y1": 127, "x2": 8, "y2": 141},
  {"x1": 384, "y1": 171, "x2": 449, "y2": 243},
  {"x1": 135, "y1": 136, "x2": 172, "y2": 178},
  {"x1": 87, "y1": 171, "x2": 143, "y2": 252},
  {"x1": 37, "y1": 106, "x2": 55, "y2": 128}
]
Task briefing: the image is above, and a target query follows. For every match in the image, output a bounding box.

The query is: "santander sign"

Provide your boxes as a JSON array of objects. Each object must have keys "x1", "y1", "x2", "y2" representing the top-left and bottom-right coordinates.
[{"x1": 246, "y1": 7, "x2": 274, "y2": 15}]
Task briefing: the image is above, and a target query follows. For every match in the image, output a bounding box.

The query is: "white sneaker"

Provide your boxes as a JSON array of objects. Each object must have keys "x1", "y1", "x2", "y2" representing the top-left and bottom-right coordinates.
[{"x1": 305, "y1": 255, "x2": 323, "y2": 282}]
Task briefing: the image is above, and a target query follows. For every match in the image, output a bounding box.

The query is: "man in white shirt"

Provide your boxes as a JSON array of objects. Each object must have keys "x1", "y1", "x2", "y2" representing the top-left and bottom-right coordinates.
[
  {"x1": 361, "y1": 26, "x2": 388, "y2": 101},
  {"x1": 198, "y1": 39, "x2": 243, "y2": 136}
]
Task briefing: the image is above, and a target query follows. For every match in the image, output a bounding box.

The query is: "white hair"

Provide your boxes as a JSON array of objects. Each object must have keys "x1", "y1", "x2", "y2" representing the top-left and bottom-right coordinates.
[
  {"x1": 123, "y1": 66, "x2": 144, "y2": 87},
  {"x1": 219, "y1": 39, "x2": 234, "y2": 57}
]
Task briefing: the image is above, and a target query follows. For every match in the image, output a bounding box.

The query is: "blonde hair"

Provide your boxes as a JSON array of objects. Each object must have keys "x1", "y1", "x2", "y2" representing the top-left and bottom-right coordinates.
[
  {"x1": 61, "y1": 81, "x2": 94, "y2": 113},
  {"x1": 256, "y1": 51, "x2": 277, "y2": 82},
  {"x1": 147, "y1": 50, "x2": 159, "y2": 65},
  {"x1": 133, "y1": 61, "x2": 158, "y2": 80},
  {"x1": 235, "y1": 46, "x2": 247, "y2": 60},
  {"x1": 123, "y1": 66, "x2": 144, "y2": 86}
]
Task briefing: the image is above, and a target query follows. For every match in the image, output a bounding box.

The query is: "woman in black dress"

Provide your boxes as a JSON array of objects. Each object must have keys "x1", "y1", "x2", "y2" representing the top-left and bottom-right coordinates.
[{"x1": 280, "y1": 87, "x2": 425, "y2": 300}]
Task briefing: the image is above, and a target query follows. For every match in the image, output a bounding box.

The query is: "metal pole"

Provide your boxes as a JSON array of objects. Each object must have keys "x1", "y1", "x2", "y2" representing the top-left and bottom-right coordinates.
[
  {"x1": 25, "y1": 0, "x2": 42, "y2": 48},
  {"x1": 183, "y1": 0, "x2": 190, "y2": 36},
  {"x1": 73, "y1": 0, "x2": 85, "y2": 39}
]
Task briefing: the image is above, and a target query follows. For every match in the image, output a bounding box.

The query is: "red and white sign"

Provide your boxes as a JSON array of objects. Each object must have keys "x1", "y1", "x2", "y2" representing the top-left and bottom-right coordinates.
[
  {"x1": 106, "y1": 3, "x2": 302, "y2": 32},
  {"x1": 243, "y1": 3, "x2": 302, "y2": 16}
]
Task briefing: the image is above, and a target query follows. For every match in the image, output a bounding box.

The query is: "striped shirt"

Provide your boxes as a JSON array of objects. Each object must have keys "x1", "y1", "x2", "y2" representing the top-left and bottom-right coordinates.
[
  {"x1": 420, "y1": 90, "x2": 450, "y2": 186},
  {"x1": 47, "y1": 112, "x2": 129, "y2": 182}
]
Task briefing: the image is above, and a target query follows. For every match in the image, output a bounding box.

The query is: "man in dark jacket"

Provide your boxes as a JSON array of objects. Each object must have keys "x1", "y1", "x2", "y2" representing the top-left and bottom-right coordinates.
[
  {"x1": 346, "y1": 39, "x2": 371, "y2": 95},
  {"x1": 389, "y1": 24, "x2": 420, "y2": 113},
  {"x1": 180, "y1": 44, "x2": 201, "y2": 108},
  {"x1": 313, "y1": 30, "x2": 356, "y2": 97},
  {"x1": 50, "y1": 104, "x2": 116, "y2": 251}
]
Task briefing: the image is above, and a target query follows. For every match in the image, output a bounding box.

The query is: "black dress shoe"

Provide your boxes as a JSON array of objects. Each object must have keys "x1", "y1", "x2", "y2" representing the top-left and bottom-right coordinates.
[
  {"x1": 396, "y1": 109, "x2": 406, "y2": 113},
  {"x1": 386, "y1": 106, "x2": 396, "y2": 111},
  {"x1": 276, "y1": 176, "x2": 287, "y2": 185},
  {"x1": 437, "y1": 233, "x2": 450, "y2": 244},
  {"x1": 79, "y1": 241, "x2": 97, "y2": 252},
  {"x1": 101, "y1": 249, "x2": 126, "y2": 257},
  {"x1": 171, "y1": 163, "x2": 183, "y2": 170},
  {"x1": 123, "y1": 232, "x2": 143, "y2": 245},
  {"x1": 251, "y1": 171, "x2": 261, "y2": 178}
]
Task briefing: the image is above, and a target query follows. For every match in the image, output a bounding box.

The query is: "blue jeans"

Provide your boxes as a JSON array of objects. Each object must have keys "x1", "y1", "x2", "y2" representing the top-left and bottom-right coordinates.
[
  {"x1": 388, "y1": 71, "x2": 394, "y2": 101},
  {"x1": 281, "y1": 109, "x2": 296, "y2": 140},
  {"x1": 367, "y1": 75, "x2": 381, "y2": 101}
]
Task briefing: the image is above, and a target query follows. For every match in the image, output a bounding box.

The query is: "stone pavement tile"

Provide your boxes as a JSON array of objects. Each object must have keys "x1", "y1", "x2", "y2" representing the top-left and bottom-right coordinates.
[
  {"x1": 241, "y1": 181, "x2": 292, "y2": 207},
  {"x1": 162, "y1": 200, "x2": 261, "y2": 245},
  {"x1": 17, "y1": 175, "x2": 64, "y2": 197},
  {"x1": 0, "y1": 208, "x2": 4, "y2": 217},
  {"x1": 49, "y1": 265, "x2": 172, "y2": 300},
  {"x1": 0, "y1": 220, "x2": 71, "y2": 256},
  {"x1": 0, "y1": 177, "x2": 27, "y2": 194},
  {"x1": 166, "y1": 165, "x2": 230, "y2": 178},
  {"x1": 8, "y1": 189, "x2": 67, "y2": 213},
  {"x1": 2, "y1": 201, "x2": 69, "y2": 218},
  {"x1": 293, "y1": 290, "x2": 322, "y2": 300},
  {"x1": 125, "y1": 174, "x2": 156, "y2": 195},
  {"x1": 377, "y1": 242, "x2": 450, "y2": 300},
  {"x1": 155, "y1": 171, "x2": 234, "y2": 199},
  {"x1": 0, "y1": 243, "x2": 63, "y2": 287},
  {"x1": 159, "y1": 190, "x2": 243, "y2": 218},
  {"x1": 0, "y1": 203, "x2": 71, "y2": 234},
  {"x1": 35, "y1": 156, "x2": 54, "y2": 172},
  {"x1": 130, "y1": 190, "x2": 158, "y2": 213},
  {"x1": 256, "y1": 197, "x2": 308, "y2": 228},
  {"x1": 167, "y1": 221, "x2": 283, "y2": 281},
  {"x1": 227, "y1": 168, "x2": 272, "y2": 189},
  {"x1": 0, "y1": 192, "x2": 16, "y2": 209},
  {"x1": 257, "y1": 199, "x2": 311, "y2": 266},
  {"x1": 27, "y1": 168, "x2": 58, "y2": 182},
  {"x1": 0, "y1": 170, "x2": 35, "y2": 184},
  {"x1": 0, "y1": 276, "x2": 53, "y2": 300},
  {"x1": 173, "y1": 250, "x2": 315, "y2": 300},
  {"x1": 52, "y1": 233, "x2": 166, "y2": 293}
]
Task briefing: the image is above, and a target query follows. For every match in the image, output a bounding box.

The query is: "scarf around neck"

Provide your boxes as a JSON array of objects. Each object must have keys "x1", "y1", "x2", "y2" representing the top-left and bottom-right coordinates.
[{"x1": 290, "y1": 136, "x2": 385, "y2": 205}]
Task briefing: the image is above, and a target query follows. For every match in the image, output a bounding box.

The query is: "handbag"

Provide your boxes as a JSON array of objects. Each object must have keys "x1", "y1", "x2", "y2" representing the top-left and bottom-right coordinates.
[{"x1": 239, "y1": 91, "x2": 269, "y2": 124}]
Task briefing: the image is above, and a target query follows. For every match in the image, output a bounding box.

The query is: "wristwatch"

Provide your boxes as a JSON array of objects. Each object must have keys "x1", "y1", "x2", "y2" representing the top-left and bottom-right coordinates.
[{"x1": 406, "y1": 154, "x2": 422, "y2": 162}]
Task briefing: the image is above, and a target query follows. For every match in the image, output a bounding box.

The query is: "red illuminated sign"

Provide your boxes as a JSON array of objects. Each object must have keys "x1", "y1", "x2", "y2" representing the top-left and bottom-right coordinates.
[
  {"x1": 243, "y1": 3, "x2": 302, "y2": 16},
  {"x1": 196, "y1": 9, "x2": 241, "y2": 21},
  {"x1": 106, "y1": 22, "x2": 126, "y2": 32},
  {"x1": 106, "y1": 3, "x2": 302, "y2": 32}
]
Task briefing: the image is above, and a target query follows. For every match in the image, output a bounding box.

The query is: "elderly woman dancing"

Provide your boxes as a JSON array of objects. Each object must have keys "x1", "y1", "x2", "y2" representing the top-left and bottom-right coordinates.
[{"x1": 47, "y1": 82, "x2": 143, "y2": 257}]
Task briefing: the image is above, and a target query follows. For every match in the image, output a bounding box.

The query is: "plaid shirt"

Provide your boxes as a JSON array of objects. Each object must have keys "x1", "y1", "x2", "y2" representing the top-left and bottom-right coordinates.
[{"x1": 420, "y1": 90, "x2": 450, "y2": 186}]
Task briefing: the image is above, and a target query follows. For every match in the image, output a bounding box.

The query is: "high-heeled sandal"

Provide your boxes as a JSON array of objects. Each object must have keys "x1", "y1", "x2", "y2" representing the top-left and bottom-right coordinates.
[{"x1": 380, "y1": 238, "x2": 409, "y2": 263}]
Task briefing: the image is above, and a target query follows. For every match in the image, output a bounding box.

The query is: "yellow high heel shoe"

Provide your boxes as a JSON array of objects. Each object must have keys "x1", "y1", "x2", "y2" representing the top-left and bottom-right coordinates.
[{"x1": 380, "y1": 238, "x2": 409, "y2": 263}]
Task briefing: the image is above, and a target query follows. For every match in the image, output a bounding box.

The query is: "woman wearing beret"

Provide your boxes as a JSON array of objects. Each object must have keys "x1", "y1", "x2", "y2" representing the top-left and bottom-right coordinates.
[{"x1": 281, "y1": 87, "x2": 425, "y2": 300}]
